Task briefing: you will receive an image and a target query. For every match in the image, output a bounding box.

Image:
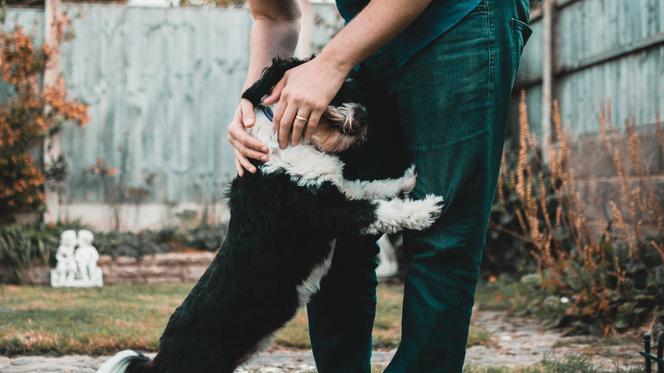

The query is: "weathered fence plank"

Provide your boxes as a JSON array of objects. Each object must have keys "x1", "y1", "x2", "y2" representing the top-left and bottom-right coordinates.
[
  {"x1": 514, "y1": 0, "x2": 664, "y2": 136},
  {"x1": 57, "y1": 4, "x2": 252, "y2": 206}
]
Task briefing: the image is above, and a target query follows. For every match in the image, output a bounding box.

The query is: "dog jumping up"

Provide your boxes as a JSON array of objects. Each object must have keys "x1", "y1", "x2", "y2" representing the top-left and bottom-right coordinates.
[{"x1": 97, "y1": 58, "x2": 443, "y2": 373}]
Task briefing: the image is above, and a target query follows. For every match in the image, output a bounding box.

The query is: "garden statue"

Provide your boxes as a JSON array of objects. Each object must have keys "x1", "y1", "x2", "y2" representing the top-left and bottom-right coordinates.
[
  {"x1": 50, "y1": 230, "x2": 78, "y2": 286},
  {"x1": 50, "y1": 229, "x2": 103, "y2": 288},
  {"x1": 376, "y1": 234, "x2": 399, "y2": 278},
  {"x1": 75, "y1": 229, "x2": 103, "y2": 286}
]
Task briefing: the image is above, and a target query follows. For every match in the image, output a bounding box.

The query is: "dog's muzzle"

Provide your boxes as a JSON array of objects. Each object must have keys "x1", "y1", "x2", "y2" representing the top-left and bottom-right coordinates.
[{"x1": 326, "y1": 103, "x2": 369, "y2": 137}]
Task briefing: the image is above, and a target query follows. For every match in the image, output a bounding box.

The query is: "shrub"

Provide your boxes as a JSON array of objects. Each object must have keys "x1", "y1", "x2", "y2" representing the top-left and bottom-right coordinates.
[
  {"x1": 0, "y1": 16, "x2": 88, "y2": 222},
  {"x1": 483, "y1": 143, "x2": 539, "y2": 277},
  {"x1": 0, "y1": 221, "x2": 86, "y2": 283},
  {"x1": 489, "y1": 92, "x2": 664, "y2": 335}
]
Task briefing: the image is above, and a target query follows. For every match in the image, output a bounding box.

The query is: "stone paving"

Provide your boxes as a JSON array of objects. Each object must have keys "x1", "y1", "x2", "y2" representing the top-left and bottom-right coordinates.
[
  {"x1": 0, "y1": 311, "x2": 641, "y2": 372},
  {"x1": 464, "y1": 311, "x2": 641, "y2": 371}
]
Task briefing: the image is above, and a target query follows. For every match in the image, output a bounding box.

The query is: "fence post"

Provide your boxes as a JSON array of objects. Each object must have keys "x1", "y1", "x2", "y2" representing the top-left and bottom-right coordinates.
[
  {"x1": 658, "y1": 333, "x2": 663, "y2": 373},
  {"x1": 541, "y1": 0, "x2": 554, "y2": 160},
  {"x1": 644, "y1": 333, "x2": 652, "y2": 373},
  {"x1": 43, "y1": 0, "x2": 62, "y2": 224}
]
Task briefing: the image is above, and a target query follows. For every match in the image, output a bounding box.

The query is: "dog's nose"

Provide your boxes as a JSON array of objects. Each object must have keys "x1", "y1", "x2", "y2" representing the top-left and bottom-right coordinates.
[
  {"x1": 345, "y1": 104, "x2": 368, "y2": 134},
  {"x1": 353, "y1": 105, "x2": 368, "y2": 127}
]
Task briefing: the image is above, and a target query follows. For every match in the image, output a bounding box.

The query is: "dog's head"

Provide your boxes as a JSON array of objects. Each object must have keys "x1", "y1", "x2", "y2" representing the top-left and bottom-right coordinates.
[{"x1": 242, "y1": 57, "x2": 369, "y2": 154}]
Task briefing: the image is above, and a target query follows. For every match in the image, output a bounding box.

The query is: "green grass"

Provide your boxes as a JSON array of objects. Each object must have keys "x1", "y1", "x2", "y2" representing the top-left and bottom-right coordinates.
[
  {"x1": 0, "y1": 283, "x2": 188, "y2": 355},
  {"x1": 0, "y1": 282, "x2": 491, "y2": 355},
  {"x1": 473, "y1": 277, "x2": 532, "y2": 312}
]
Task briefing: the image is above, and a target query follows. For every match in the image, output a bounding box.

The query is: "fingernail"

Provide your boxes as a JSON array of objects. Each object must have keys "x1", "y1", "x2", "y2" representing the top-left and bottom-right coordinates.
[
  {"x1": 261, "y1": 156, "x2": 269, "y2": 161},
  {"x1": 262, "y1": 147, "x2": 269, "y2": 152}
]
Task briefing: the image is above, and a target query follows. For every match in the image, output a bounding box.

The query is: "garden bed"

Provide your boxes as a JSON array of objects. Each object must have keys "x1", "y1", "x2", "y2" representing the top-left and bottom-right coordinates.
[
  {"x1": 0, "y1": 252, "x2": 215, "y2": 285},
  {"x1": 0, "y1": 223, "x2": 227, "y2": 284}
]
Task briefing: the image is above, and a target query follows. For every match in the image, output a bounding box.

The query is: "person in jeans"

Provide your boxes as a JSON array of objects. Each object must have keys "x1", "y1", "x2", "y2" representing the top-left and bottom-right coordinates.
[{"x1": 227, "y1": 0, "x2": 532, "y2": 371}]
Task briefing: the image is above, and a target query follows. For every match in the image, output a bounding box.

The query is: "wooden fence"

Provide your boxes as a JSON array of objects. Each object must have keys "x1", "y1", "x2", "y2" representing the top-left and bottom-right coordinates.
[
  {"x1": 3, "y1": 0, "x2": 662, "y2": 229},
  {"x1": 513, "y1": 0, "x2": 664, "y2": 137}
]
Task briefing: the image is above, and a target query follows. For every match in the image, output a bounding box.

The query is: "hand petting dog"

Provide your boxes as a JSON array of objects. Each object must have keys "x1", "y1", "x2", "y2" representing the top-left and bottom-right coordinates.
[
  {"x1": 263, "y1": 56, "x2": 349, "y2": 148},
  {"x1": 227, "y1": 98, "x2": 267, "y2": 176},
  {"x1": 228, "y1": 57, "x2": 349, "y2": 176}
]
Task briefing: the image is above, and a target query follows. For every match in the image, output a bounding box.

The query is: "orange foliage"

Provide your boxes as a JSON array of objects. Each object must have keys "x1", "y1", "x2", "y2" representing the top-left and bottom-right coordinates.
[{"x1": 0, "y1": 17, "x2": 88, "y2": 220}]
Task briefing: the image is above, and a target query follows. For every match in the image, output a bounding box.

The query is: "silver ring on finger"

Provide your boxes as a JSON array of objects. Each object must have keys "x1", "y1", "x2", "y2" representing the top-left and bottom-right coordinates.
[{"x1": 295, "y1": 114, "x2": 308, "y2": 123}]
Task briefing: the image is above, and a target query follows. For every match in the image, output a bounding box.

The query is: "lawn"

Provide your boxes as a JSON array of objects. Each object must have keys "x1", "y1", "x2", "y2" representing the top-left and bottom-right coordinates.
[{"x1": 0, "y1": 282, "x2": 490, "y2": 355}]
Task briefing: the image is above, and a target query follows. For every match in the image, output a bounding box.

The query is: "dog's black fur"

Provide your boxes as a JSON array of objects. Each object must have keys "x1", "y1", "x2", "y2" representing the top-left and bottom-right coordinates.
[
  {"x1": 126, "y1": 175, "x2": 378, "y2": 373},
  {"x1": 99, "y1": 58, "x2": 437, "y2": 373}
]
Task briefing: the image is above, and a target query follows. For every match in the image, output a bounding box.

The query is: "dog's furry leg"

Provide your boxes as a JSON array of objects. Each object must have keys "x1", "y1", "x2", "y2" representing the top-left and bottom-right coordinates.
[
  {"x1": 361, "y1": 195, "x2": 444, "y2": 235},
  {"x1": 311, "y1": 184, "x2": 442, "y2": 236},
  {"x1": 341, "y1": 164, "x2": 417, "y2": 200}
]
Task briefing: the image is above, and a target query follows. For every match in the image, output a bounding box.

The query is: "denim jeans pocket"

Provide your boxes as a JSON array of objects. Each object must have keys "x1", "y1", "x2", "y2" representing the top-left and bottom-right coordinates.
[
  {"x1": 510, "y1": 18, "x2": 533, "y2": 56},
  {"x1": 468, "y1": 0, "x2": 488, "y2": 15}
]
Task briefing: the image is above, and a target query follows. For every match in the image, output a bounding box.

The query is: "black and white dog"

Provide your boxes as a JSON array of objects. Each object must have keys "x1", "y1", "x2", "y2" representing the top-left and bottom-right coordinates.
[{"x1": 97, "y1": 58, "x2": 443, "y2": 373}]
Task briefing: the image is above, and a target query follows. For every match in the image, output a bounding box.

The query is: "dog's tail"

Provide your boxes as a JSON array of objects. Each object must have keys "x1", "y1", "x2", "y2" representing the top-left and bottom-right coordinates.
[{"x1": 97, "y1": 350, "x2": 158, "y2": 373}]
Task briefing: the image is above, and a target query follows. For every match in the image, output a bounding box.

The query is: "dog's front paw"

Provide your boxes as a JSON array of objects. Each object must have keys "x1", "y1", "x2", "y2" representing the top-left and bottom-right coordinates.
[
  {"x1": 399, "y1": 165, "x2": 417, "y2": 195},
  {"x1": 364, "y1": 194, "x2": 444, "y2": 235},
  {"x1": 405, "y1": 194, "x2": 443, "y2": 231}
]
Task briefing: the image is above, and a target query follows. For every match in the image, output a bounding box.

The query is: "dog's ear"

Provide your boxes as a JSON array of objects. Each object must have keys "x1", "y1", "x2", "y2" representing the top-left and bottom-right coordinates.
[{"x1": 241, "y1": 57, "x2": 313, "y2": 106}]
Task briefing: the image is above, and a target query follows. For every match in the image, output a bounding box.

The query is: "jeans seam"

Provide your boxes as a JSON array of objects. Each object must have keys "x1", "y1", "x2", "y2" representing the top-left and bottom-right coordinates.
[{"x1": 486, "y1": 0, "x2": 495, "y2": 113}]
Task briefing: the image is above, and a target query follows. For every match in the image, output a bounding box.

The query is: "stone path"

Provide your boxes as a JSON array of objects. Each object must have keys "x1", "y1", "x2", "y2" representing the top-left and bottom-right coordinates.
[
  {"x1": 464, "y1": 310, "x2": 640, "y2": 370},
  {"x1": 0, "y1": 311, "x2": 641, "y2": 372}
]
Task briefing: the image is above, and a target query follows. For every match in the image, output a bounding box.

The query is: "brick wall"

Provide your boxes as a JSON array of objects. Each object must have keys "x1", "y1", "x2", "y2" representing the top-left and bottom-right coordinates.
[{"x1": 568, "y1": 127, "x2": 664, "y2": 233}]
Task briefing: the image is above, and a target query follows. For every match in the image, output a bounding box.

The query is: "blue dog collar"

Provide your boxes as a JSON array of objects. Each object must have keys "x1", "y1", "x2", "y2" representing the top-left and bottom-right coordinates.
[{"x1": 259, "y1": 104, "x2": 274, "y2": 122}]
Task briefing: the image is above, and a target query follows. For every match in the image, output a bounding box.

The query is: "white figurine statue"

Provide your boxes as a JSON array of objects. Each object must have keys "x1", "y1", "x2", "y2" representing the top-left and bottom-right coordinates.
[
  {"x1": 75, "y1": 229, "x2": 102, "y2": 285},
  {"x1": 50, "y1": 229, "x2": 103, "y2": 288},
  {"x1": 50, "y1": 230, "x2": 78, "y2": 287},
  {"x1": 376, "y1": 234, "x2": 400, "y2": 279}
]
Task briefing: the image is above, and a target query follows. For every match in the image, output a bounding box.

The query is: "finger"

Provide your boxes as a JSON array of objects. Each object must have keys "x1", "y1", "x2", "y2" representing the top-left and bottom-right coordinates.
[
  {"x1": 229, "y1": 125, "x2": 269, "y2": 154},
  {"x1": 291, "y1": 111, "x2": 310, "y2": 146},
  {"x1": 264, "y1": 78, "x2": 286, "y2": 105},
  {"x1": 278, "y1": 104, "x2": 298, "y2": 149},
  {"x1": 234, "y1": 149, "x2": 256, "y2": 174},
  {"x1": 229, "y1": 135, "x2": 269, "y2": 161},
  {"x1": 240, "y1": 99, "x2": 255, "y2": 128},
  {"x1": 235, "y1": 156, "x2": 244, "y2": 177},
  {"x1": 304, "y1": 110, "x2": 323, "y2": 141},
  {"x1": 272, "y1": 96, "x2": 287, "y2": 134}
]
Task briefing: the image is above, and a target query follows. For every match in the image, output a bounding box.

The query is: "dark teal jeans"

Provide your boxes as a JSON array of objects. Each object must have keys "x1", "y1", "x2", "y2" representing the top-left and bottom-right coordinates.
[{"x1": 307, "y1": 0, "x2": 531, "y2": 372}]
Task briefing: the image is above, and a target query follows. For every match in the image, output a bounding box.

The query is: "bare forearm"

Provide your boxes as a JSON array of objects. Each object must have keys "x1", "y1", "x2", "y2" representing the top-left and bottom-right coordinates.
[
  {"x1": 319, "y1": 0, "x2": 432, "y2": 75},
  {"x1": 243, "y1": 0, "x2": 301, "y2": 91}
]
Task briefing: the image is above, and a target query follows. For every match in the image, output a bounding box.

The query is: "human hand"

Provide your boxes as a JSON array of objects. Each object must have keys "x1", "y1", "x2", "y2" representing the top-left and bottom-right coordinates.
[
  {"x1": 264, "y1": 57, "x2": 349, "y2": 148},
  {"x1": 227, "y1": 98, "x2": 270, "y2": 176}
]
